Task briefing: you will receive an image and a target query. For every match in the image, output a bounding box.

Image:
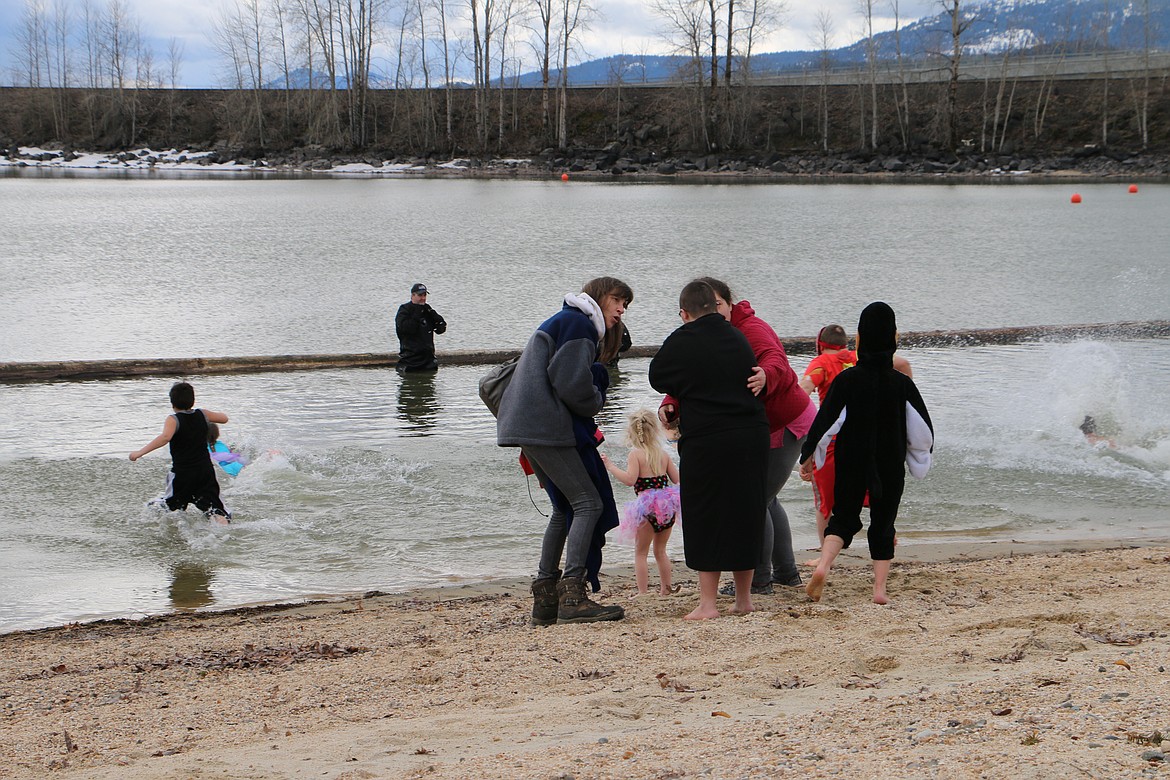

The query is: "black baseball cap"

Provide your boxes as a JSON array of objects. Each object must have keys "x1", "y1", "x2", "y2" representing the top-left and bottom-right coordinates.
[{"x1": 411, "y1": 283, "x2": 428, "y2": 294}]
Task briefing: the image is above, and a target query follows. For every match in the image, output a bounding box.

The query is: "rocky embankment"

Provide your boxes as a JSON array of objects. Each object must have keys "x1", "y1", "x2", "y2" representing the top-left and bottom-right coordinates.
[{"x1": 5, "y1": 141, "x2": 1170, "y2": 179}]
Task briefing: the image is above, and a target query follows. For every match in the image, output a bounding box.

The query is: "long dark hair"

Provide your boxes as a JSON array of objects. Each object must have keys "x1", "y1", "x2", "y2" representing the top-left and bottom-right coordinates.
[{"x1": 581, "y1": 276, "x2": 634, "y2": 364}]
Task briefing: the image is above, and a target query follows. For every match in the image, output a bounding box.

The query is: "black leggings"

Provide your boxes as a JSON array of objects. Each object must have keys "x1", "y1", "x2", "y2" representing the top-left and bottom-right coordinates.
[{"x1": 826, "y1": 464, "x2": 904, "y2": 561}]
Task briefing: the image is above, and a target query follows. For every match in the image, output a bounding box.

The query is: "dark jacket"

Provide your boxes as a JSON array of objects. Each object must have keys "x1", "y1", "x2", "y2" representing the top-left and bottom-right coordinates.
[
  {"x1": 799, "y1": 351, "x2": 934, "y2": 499},
  {"x1": 395, "y1": 302, "x2": 447, "y2": 370},
  {"x1": 649, "y1": 313, "x2": 769, "y2": 441}
]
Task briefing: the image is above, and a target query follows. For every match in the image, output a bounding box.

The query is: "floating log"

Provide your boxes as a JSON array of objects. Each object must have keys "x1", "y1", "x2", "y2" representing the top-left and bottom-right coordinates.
[{"x1": 1, "y1": 321, "x2": 1167, "y2": 384}]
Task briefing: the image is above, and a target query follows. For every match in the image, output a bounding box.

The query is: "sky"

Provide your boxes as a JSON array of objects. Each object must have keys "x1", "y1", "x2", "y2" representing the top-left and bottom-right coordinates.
[{"x1": 1, "y1": 0, "x2": 940, "y2": 88}]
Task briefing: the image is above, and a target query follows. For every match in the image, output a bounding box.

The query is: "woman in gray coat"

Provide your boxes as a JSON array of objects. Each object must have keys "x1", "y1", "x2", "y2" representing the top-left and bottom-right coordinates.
[{"x1": 497, "y1": 276, "x2": 634, "y2": 625}]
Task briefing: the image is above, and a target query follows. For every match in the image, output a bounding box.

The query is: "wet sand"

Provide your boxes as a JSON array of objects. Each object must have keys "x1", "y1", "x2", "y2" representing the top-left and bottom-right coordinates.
[{"x1": 2, "y1": 539, "x2": 1168, "y2": 779}]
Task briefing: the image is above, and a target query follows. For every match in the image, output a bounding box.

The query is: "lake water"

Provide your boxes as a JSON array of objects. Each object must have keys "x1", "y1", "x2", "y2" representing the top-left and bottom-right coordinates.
[{"x1": 2, "y1": 172, "x2": 1169, "y2": 633}]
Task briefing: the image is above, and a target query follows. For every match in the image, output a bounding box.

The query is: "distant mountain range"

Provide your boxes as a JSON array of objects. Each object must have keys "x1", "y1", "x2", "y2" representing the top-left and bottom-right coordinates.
[
  {"x1": 265, "y1": 0, "x2": 1170, "y2": 89},
  {"x1": 516, "y1": 0, "x2": 1170, "y2": 86}
]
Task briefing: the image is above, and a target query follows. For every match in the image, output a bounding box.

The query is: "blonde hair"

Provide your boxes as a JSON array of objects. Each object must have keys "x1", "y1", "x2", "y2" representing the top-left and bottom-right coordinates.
[{"x1": 625, "y1": 408, "x2": 669, "y2": 475}]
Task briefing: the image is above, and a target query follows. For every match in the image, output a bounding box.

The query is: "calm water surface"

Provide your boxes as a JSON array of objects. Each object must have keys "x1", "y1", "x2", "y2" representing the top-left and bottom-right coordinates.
[
  {"x1": 1, "y1": 174, "x2": 1168, "y2": 633},
  {"x1": 2, "y1": 174, "x2": 1168, "y2": 360}
]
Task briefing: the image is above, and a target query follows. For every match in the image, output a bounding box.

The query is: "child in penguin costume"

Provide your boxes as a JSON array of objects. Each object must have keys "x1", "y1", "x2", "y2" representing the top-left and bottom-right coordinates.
[{"x1": 798, "y1": 301, "x2": 934, "y2": 605}]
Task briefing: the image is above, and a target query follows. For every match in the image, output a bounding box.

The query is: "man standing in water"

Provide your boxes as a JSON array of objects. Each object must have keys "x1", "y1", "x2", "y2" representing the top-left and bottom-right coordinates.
[{"x1": 395, "y1": 283, "x2": 447, "y2": 372}]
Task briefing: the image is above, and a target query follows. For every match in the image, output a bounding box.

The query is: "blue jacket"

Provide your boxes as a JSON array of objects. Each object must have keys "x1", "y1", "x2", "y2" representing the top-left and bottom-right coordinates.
[{"x1": 496, "y1": 303, "x2": 606, "y2": 447}]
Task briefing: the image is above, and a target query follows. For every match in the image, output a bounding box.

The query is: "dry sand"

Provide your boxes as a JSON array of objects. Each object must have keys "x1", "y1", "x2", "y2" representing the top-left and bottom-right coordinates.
[{"x1": 2, "y1": 540, "x2": 1168, "y2": 780}]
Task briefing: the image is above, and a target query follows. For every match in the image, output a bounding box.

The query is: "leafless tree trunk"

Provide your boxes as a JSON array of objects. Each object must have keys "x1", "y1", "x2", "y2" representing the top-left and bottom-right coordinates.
[
  {"x1": 860, "y1": 0, "x2": 877, "y2": 150},
  {"x1": 211, "y1": 0, "x2": 266, "y2": 147},
  {"x1": 435, "y1": 0, "x2": 454, "y2": 150},
  {"x1": 889, "y1": 0, "x2": 910, "y2": 150},
  {"x1": 653, "y1": 0, "x2": 711, "y2": 150},
  {"x1": 1129, "y1": 0, "x2": 1151, "y2": 148},
  {"x1": 813, "y1": 8, "x2": 834, "y2": 152},
  {"x1": 1032, "y1": 44, "x2": 1064, "y2": 141},
  {"x1": 467, "y1": 0, "x2": 495, "y2": 148},
  {"x1": 415, "y1": 0, "x2": 436, "y2": 150},
  {"x1": 530, "y1": 0, "x2": 555, "y2": 141},
  {"x1": 103, "y1": 0, "x2": 142, "y2": 146},
  {"x1": 722, "y1": 0, "x2": 734, "y2": 88},
  {"x1": 942, "y1": 0, "x2": 972, "y2": 151},
  {"x1": 989, "y1": 48, "x2": 1012, "y2": 152},
  {"x1": 556, "y1": 0, "x2": 589, "y2": 149},
  {"x1": 496, "y1": 0, "x2": 524, "y2": 150},
  {"x1": 272, "y1": 0, "x2": 295, "y2": 136},
  {"x1": 167, "y1": 37, "x2": 183, "y2": 137},
  {"x1": 1099, "y1": 0, "x2": 1111, "y2": 146}
]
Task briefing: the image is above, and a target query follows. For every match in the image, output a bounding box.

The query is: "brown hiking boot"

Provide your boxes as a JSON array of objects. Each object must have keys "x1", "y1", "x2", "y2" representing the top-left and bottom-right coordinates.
[
  {"x1": 531, "y1": 573, "x2": 560, "y2": 627},
  {"x1": 556, "y1": 576, "x2": 624, "y2": 624}
]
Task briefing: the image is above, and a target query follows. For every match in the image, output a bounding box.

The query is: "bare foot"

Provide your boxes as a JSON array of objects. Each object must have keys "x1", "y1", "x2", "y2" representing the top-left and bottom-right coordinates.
[
  {"x1": 806, "y1": 569, "x2": 826, "y2": 602},
  {"x1": 728, "y1": 605, "x2": 755, "y2": 616},
  {"x1": 210, "y1": 515, "x2": 230, "y2": 526},
  {"x1": 873, "y1": 592, "x2": 889, "y2": 605},
  {"x1": 803, "y1": 556, "x2": 821, "y2": 568},
  {"x1": 684, "y1": 606, "x2": 721, "y2": 620}
]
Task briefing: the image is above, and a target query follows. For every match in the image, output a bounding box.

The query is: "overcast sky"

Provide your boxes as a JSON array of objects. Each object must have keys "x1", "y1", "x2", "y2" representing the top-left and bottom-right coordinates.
[{"x1": 2, "y1": 0, "x2": 940, "y2": 87}]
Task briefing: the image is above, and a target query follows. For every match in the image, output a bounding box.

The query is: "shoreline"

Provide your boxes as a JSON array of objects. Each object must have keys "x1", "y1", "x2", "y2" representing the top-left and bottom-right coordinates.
[
  {"x1": 6, "y1": 534, "x2": 1166, "y2": 640},
  {"x1": 5, "y1": 145, "x2": 1170, "y2": 183},
  {"x1": 2, "y1": 538, "x2": 1168, "y2": 779}
]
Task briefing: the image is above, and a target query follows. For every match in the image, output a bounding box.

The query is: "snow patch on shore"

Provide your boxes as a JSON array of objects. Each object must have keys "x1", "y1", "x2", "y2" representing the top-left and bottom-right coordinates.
[{"x1": 0, "y1": 147, "x2": 501, "y2": 175}]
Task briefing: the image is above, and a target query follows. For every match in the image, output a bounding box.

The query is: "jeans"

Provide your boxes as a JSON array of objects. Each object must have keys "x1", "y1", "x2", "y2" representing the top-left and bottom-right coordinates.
[
  {"x1": 754, "y1": 428, "x2": 806, "y2": 587},
  {"x1": 521, "y1": 444, "x2": 602, "y2": 582}
]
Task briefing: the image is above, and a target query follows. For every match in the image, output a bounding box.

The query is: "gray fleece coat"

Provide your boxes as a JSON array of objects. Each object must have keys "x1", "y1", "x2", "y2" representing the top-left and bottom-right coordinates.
[{"x1": 496, "y1": 302, "x2": 604, "y2": 448}]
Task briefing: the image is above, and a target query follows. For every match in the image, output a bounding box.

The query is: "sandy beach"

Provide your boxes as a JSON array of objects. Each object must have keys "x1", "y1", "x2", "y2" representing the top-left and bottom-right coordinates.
[{"x1": 2, "y1": 540, "x2": 1168, "y2": 780}]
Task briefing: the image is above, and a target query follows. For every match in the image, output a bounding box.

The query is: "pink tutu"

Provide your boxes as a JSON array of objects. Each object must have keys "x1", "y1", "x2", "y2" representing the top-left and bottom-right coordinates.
[{"x1": 616, "y1": 486, "x2": 681, "y2": 544}]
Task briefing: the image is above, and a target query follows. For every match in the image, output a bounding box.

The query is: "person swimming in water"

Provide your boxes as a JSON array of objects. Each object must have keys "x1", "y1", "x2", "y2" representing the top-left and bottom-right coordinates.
[{"x1": 1080, "y1": 415, "x2": 1116, "y2": 448}]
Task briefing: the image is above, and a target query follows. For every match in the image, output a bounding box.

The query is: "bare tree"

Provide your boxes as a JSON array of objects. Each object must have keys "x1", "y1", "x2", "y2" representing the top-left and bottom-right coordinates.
[
  {"x1": 940, "y1": 0, "x2": 976, "y2": 151},
  {"x1": 555, "y1": 0, "x2": 591, "y2": 149},
  {"x1": 529, "y1": 0, "x2": 556, "y2": 141},
  {"x1": 102, "y1": 0, "x2": 143, "y2": 146},
  {"x1": 859, "y1": 0, "x2": 877, "y2": 149},
  {"x1": 466, "y1": 0, "x2": 497, "y2": 147},
  {"x1": 210, "y1": 0, "x2": 267, "y2": 147},
  {"x1": 1128, "y1": 0, "x2": 1152, "y2": 148},
  {"x1": 653, "y1": 0, "x2": 710, "y2": 148},
  {"x1": 888, "y1": 0, "x2": 911, "y2": 150},
  {"x1": 1099, "y1": 0, "x2": 1111, "y2": 146},
  {"x1": 14, "y1": 0, "x2": 47, "y2": 88},
  {"x1": 812, "y1": 7, "x2": 834, "y2": 151},
  {"x1": 338, "y1": 0, "x2": 381, "y2": 147},
  {"x1": 166, "y1": 36, "x2": 184, "y2": 135},
  {"x1": 434, "y1": 0, "x2": 455, "y2": 150},
  {"x1": 271, "y1": 0, "x2": 296, "y2": 134},
  {"x1": 495, "y1": 0, "x2": 526, "y2": 150}
]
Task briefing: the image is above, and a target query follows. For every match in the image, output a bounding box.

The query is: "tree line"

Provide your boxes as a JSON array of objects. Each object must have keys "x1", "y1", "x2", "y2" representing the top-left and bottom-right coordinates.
[{"x1": 5, "y1": 0, "x2": 1168, "y2": 156}]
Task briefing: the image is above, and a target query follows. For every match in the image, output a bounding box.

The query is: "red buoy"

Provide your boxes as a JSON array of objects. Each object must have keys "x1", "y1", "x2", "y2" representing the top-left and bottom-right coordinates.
[
  {"x1": 1128, "y1": 184, "x2": 1139, "y2": 194},
  {"x1": 561, "y1": 173, "x2": 569, "y2": 182},
  {"x1": 1071, "y1": 193, "x2": 1082, "y2": 204}
]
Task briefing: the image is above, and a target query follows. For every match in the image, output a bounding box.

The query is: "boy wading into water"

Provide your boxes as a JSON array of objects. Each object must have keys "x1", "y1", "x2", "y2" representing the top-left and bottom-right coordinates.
[
  {"x1": 130, "y1": 382, "x2": 232, "y2": 525},
  {"x1": 798, "y1": 302, "x2": 933, "y2": 605}
]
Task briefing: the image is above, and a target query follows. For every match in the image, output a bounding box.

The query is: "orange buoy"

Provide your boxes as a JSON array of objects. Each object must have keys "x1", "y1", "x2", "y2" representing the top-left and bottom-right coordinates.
[
  {"x1": 1071, "y1": 193, "x2": 1082, "y2": 204},
  {"x1": 1129, "y1": 184, "x2": 1139, "y2": 193},
  {"x1": 561, "y1": 173, "x2": 569, "y2": 182}
]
